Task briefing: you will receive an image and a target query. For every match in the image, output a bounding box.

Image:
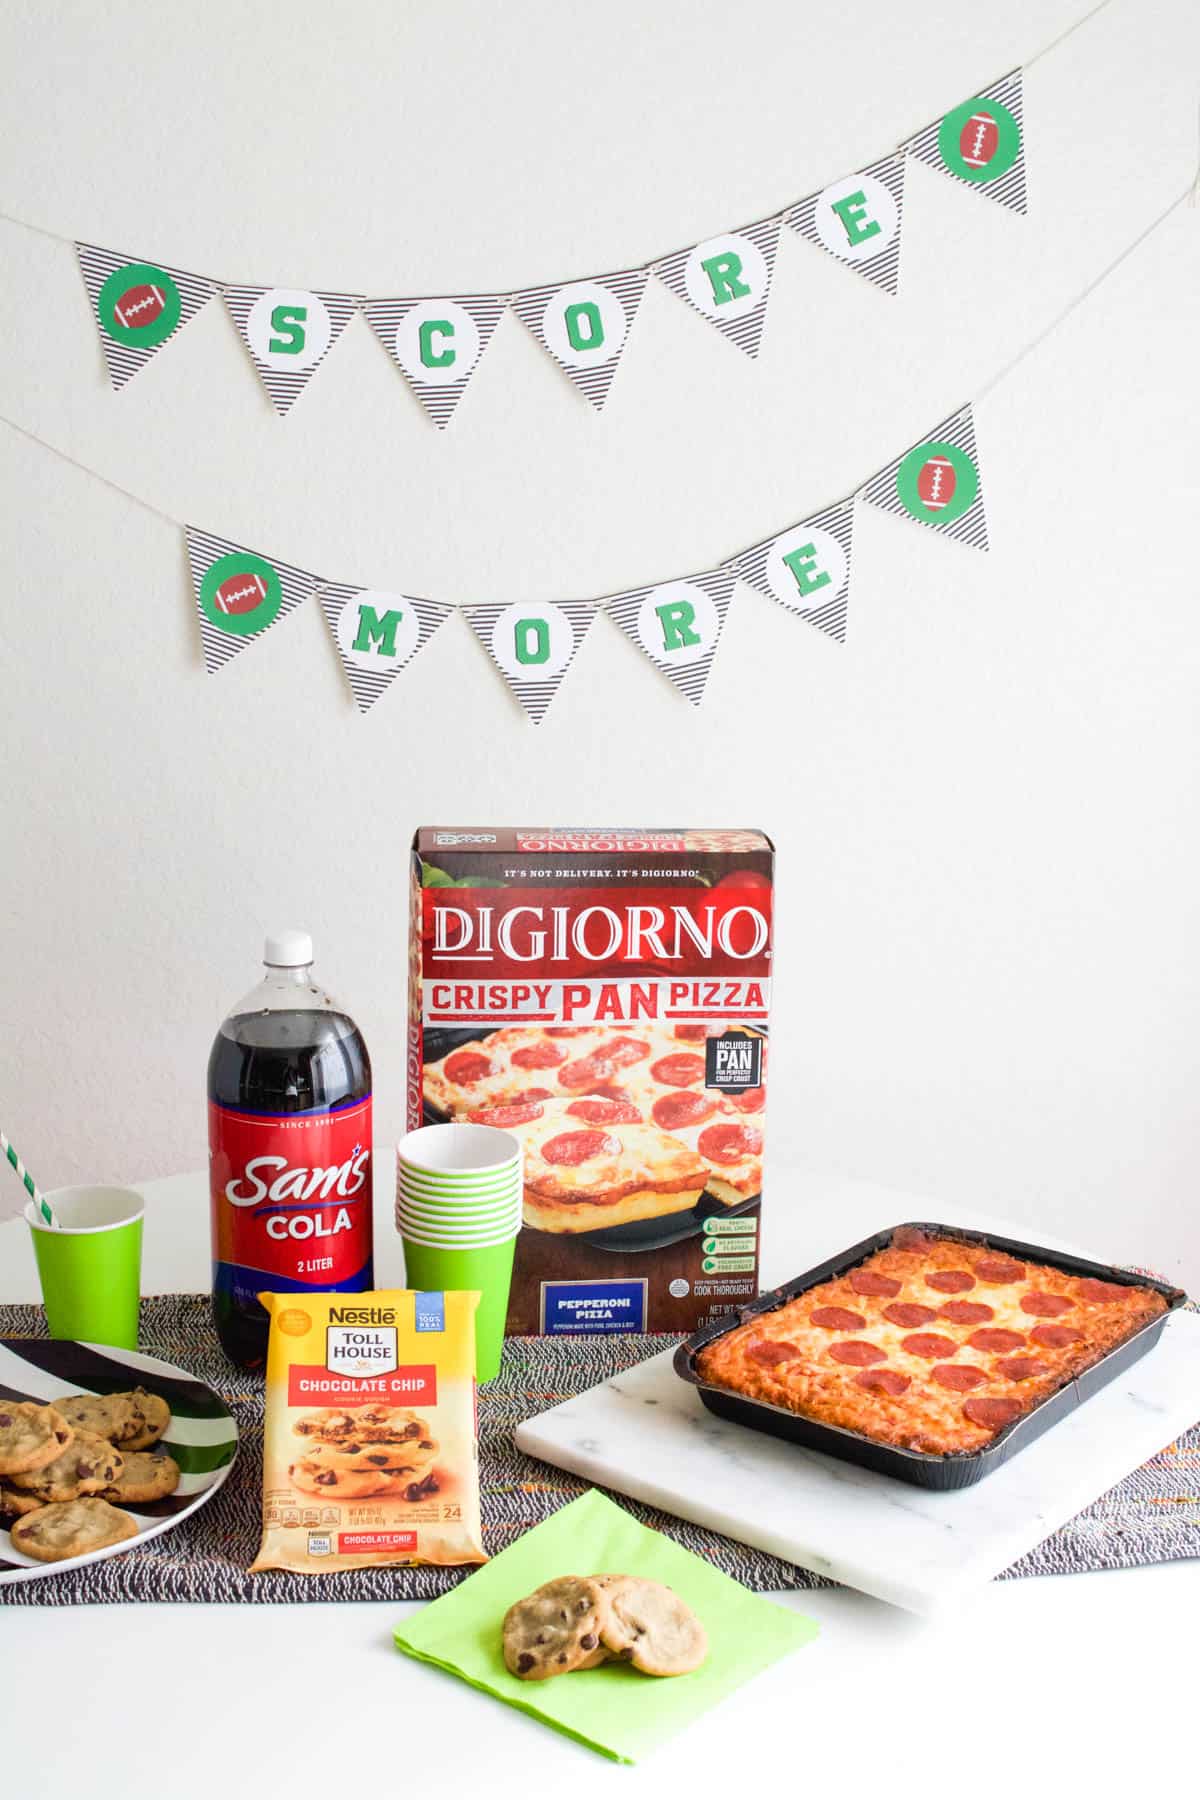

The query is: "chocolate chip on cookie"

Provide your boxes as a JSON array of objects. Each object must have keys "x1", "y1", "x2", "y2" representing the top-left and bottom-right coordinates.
[
  {"x1": 10, "y1": 1497, "x2": 139, "y2": 1563},
  {"x1": 6, "y1": 1430, "x2": 123, "y2": 1503},
  {"x1": 0, "y1": 1402, "x2": 73, "y2": 1476},
  {"x1": 597, "y1": 1576, "x2": 708, "y2": 1676},
  {"x1": 0, "y1": 1481, "x2": 47, "y2": 1517},
  {"x1": 502, "y1": 1577, "x2": 613, "y2": 1681}
]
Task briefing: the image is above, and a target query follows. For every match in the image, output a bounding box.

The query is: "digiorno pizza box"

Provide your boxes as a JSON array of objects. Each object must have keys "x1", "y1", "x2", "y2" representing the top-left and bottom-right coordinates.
[{"x1": 408, "y1": 828, "x2": 773, "y2": 1335}]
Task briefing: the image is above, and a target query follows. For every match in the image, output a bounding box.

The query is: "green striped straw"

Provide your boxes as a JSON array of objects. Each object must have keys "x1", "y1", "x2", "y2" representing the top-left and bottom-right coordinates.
[{"x1": 1, "y1": 1129, "x2": 57, "y2": 1228}]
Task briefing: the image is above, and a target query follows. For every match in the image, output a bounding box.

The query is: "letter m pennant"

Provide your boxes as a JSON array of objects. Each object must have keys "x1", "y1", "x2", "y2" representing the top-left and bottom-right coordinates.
[
  {"x1": 185, "y1": 527, "x2": 316, "y2": 673},
  {"x1": 605, "y1": 566, "x2": 736, "y2": 705},
  {"x1": 316, "y1": 582, "x2": 454, "y2": 713}
]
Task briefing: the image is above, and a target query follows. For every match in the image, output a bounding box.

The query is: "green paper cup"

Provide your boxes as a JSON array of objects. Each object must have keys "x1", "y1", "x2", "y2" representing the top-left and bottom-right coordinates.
[
  {"x1": 25, "y1": 1186, "x2": 144, "y2": 1348},
  {"x1": 400, "y1": 1237, "x2": 516, "y2": 1382},
  {"x1": 397, "y1": 1210, "x2": 520, "y2": 1241},
  {"x1": 398, "y1": 1169, "x2": 519, "y2": 1199},
  {"x1": 398, "y1": 1218, "x2": 518, "y2": 1249},
  {"x1": 399, "y1": 1122, "x2": 520, "y2": 1177}
]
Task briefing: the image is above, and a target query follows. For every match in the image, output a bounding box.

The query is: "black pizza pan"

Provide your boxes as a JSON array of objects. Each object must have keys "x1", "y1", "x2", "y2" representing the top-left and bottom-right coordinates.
[
  {"x1": 673, "y1": 1222, "x2": 1187, "y2": 1490},
  {"x1": 420, "y1": 1026, "x2": 762, "y2": 1254}
]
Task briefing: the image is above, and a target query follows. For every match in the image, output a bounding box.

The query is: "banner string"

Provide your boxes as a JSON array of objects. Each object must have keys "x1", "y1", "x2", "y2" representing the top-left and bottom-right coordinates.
[
  {"x1": 0, "y1": 0, "x2": 1118, "y2": 300},
  {"x1": 0, "y1": 176, "x2": 1189, "y2": 604}
]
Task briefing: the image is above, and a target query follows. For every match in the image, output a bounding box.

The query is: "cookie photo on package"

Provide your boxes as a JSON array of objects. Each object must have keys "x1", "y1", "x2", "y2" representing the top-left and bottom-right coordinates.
[{"x1": 250, "y1": 1289, "x2": 487, "y2": 1574}]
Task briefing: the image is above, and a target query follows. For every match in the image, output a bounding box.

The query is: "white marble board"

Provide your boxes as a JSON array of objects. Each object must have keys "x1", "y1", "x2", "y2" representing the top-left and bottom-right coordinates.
[{"x1": 515, "y1": 1310, "x2": 1199, "y2": 1614}]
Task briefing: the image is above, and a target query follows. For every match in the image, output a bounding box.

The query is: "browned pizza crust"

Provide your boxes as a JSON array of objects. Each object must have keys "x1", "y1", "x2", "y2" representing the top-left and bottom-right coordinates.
[
  {"x1": 524, "y1": 1183, "x2": 705, "y2": 1234},
  {"x1": 695, "y1": 1230, "x2": 1169, "y2": 1455}
]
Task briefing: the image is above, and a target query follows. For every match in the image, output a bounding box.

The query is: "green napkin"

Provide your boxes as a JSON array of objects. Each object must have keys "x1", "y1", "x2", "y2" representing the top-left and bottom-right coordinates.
[{"x1": 393, "y1": 1488, "x2": 819, "y2": 1763}]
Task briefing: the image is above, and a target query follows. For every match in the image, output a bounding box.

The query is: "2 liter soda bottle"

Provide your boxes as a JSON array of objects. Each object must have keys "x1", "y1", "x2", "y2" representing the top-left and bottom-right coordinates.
[{"x1": 208, "y1": 931, "x2": 373, "y2": 1369}]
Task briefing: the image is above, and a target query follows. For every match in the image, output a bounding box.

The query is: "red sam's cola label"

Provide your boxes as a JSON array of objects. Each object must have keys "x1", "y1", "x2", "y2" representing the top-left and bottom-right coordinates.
[{"x1": 209, "y1": 1096, "x2": 373, "y2": 1303}]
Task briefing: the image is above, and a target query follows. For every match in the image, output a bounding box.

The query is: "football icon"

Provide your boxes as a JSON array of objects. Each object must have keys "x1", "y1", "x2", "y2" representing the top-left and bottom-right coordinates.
[
  {"x1": 113, "y1": 283, "x2": 167, "y2": 331},
  {"x1": 960, "y1": 111, "x2": 999, "y2": 171},
  {"x1": 917, "y1": 456, "x2": 956, "y2": 511},
  {"x1": 213, "y1": 571, "x2": 268, "y2": 616}
]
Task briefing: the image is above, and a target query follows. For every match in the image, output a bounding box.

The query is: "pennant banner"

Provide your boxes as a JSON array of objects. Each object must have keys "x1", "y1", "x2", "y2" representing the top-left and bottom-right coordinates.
[
  {"x1": 185, "y1": 527, "x2": 316, "y2": 673},
  {"x1": 907, "y1": 68, "x2": 1027, "y2": 215},
  {"x1": 462, "y1": 599, "x2": 595, "y2": 723},
  {"x1": 510, "y1": 266, "x2": 650, "y2": 410},
  {"x1": 862, "y1": 405, "x2": 988, "y2": 551},
  {"x1": 223, "y1": 286, "x2": 361, "y2": 415},
  {"x1": 316, "y1": 582, "x2": 454, "y2": 712},
  {"x1": 787, "y1": 153, "x2": 906, "y2": 296},
  {"x1": 76, "y1": 243, "x2": 215, "y2": 389},
  {"x1": 728, "y1": 498, "x2": 856, "y2": 643},
  {"x1": 654, "y1": 214, "x2": 781, "y2": 359},
  {"x1": 605, "y1": 566, "x2": 736, "y2": 706},
  {"x1": 363, "y1": 294, "x2": 507, "y2": 428}
]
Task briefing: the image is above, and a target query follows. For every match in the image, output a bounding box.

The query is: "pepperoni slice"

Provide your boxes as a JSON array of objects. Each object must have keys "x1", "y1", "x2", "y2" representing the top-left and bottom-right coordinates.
[
  {"x1": 996, "y1": 1356, "x2": 1045, "y2": 1381},
  {"x1": 544, "y1": 1026, "x2": 593, "y2": 1036},
  {"x1": 671, "y1": 1023, "x2": 712, "y2": 1041},
  {"x1": 697, "y1": 1121, "x2": 763, "y2": 1165},
  {"x1": 1076, "y1": 1277, "x2": 1130, "y2": 1305},
  {"x1": 901, "y1": 1333, "x2": 958, "y2": 1361},
  {"x1": 967, "y1": 1328, "x2": 1026, "y2": 1354},
  {"x1": 558, "y1": 1052, "x2": 609, "y2": 1091},
  {"x1": 747, "y1": 1339, "x2": 800, "y2": 1368},
  {"x1": 828, "y1": 1340, "x2": 887, "y2": 1367},
  {"x1": 540, "y1": 1129, "x2": 620, "y2": 1167},
  {"x1": 939, "y1": 1301, "x2": 994, "y2": 1326},
  {"x1": 466, "y1": 1099, "x2": 546, "y2": 1127},
  {"x1": 848, "y1": 1270, "x2": 902, "y2": 1299},
  {"x1": 649, "y1": 1053, "x2": 707, "y2": 1089},
  {"x1": 963, "y1": 1396, "x2": 1023, "y2": 1432},
  {"x1": 606, "y1": 1036, "x2": 651, "y2": 1069},
  {"x1": 926, "y1": 1270, "x2": 976, "y2": 1294},
  {"x1": 883, "y1": 1302, "x2": 938, "y2": 1328},
  {"x1": 1030, "y1": 1323, "x2": 1083, "y2": 1350},
  {"x1": 810, "y1": 1306, "x2": 867, "y2": 1332},
  {"x1": 444, "y1": 1049, "x2": 499, "y2": 1086},
  {"x1": 731, "y1": 1087, "x2": 765, "y2": 1115},
  {"x1": 589, "y1": 1082, "x2": 631, "y2": 1103},
  {"x1": 510, "y1": 1041, "x2": 567, "y2": 1070},
  {"x1": 854, "y1": 1369, "x2": 911, "y2": 1396},
  {"x1": 652, "y1": 1090, "x2": 717, "y2": 1132},
  {"x1": 566, "y1": 1096, "x2": 642, "y2": 1125},
  {"x1": 931, "y1": 1363, "x2": 988, "y2": 1391},
  {"x1": 1021, "y1": 1292, "x2": 1074, "y2": 1318},
  {"x1": 519, "y1": 1087, "x2": 553, "y2": 1102},
  {"x1": 975, "y1": 1256, "x2": 1026, "y2": 1284}
]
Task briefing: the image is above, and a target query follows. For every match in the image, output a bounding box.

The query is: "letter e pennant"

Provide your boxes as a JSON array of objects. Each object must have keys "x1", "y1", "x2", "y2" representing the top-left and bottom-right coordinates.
[
  {"x1": 727, "y1": 498, "x2": 855, "y2": 642},
  {"x1": 787, "y1": 154, "x2": 906, "y2": 296}
]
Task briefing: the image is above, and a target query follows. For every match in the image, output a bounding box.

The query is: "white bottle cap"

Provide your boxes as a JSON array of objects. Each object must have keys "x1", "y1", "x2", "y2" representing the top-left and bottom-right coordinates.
[{"x1": 263, "y1": 929, "x2": 313, "y2": 968}]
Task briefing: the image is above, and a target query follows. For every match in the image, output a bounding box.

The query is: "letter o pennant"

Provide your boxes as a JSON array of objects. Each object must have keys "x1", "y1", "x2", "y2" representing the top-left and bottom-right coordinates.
[{"x1": 490, "y1": 601, "x2": 577, "y2": 681}]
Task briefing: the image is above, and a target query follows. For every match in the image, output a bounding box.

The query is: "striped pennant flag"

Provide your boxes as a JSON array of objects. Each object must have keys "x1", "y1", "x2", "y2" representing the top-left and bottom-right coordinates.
[
  {"x1": 861, "y1": 406, "x2": 989, "y2": 552},
  {"x1": 727, "y1": 498, "x2": 856, "y2": 644},
  {"x1": 363, "y1": 294, "x2": 508, "y2": 428},
  {"x1": 461, "y1": 599, "x2": 596, "y2": 724},
  {"x1": 317, "y1": 583, "x2": 454, "y2": 713},
  {"x1": 509, "y1": 266, "x2": 650, "y2": 411},
  {"x1": 185, "y1": 526, "x2": 316, "y2": 674},
  {"x1": 786, "y1": 154, "x2": 906, "y2": 296},
  {"x1": 222, "y1": 286, "x2": 362, "y2": 415},
  {"x1": 76, "y1": 243, "x2": 216, "y2": 389},
  {"x1": 907, "y1": 68, "x2": 1027, "y2": 215},
  {"x1": 654, "y1": 214, "x2": 782, "y2": 359},
  {"x1": 605, "y1": 566, "x2": 736, "y2": 706}
]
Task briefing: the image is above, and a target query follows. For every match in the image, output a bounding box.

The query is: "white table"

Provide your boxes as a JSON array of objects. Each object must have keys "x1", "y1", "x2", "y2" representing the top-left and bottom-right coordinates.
[{"x1": 1, "y1": 1164, "x2": 1195, "y2": 1794}]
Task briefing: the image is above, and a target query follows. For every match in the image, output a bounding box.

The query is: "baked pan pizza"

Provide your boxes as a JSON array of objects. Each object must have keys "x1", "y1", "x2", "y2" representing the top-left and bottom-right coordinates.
[
  {"x1": 694, "y1": 1228, "x2": 1170, "y2": 1455},
  {"x1": 423, "y1": 1021, "x2": 765, "y2": 1233}
]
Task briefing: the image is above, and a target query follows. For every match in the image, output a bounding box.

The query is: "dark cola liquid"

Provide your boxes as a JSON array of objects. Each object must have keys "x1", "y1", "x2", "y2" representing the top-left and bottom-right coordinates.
[{"x1": 208, "y1": 1009, "x2": 372, "y2": 1369}]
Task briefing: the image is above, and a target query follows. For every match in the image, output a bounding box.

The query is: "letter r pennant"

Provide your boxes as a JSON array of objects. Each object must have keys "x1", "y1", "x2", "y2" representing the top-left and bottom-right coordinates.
[{"x1": 604, "y1": 566, "x2": 736, "y2": 705}]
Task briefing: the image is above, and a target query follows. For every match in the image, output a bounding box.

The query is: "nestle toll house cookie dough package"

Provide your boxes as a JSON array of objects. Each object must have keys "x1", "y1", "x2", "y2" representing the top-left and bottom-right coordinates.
[
  {"x1": 409, "y1": 828, "x2": 773, "y2": 1336},
  {"x1": 250, "y1": 1289, "x2": 487, "y2": 1574}
]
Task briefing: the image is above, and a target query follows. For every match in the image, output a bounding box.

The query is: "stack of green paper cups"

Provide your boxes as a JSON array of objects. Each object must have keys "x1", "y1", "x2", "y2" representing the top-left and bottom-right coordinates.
[{"x1": 396, "y1": 1123, "x2": 522, "y2": 1382}]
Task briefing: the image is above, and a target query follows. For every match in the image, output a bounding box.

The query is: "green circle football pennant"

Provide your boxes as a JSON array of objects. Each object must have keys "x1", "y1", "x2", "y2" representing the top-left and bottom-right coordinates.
[
  {"x1": 96, "y1": 262, "x2": 183, "y2": 347},
  {"x1": 895, "y1": 440, "x2": 980, "y2": 527},
  {"x1": 937, "y1": 96, "x2": 1021, "y2": 185},
  {"x1": 198, "y1": 552, "x2": 283, "y2": 636}
]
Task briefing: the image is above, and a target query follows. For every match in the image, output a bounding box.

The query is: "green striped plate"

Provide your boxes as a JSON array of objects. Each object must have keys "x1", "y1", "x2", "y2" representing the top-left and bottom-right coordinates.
[{"x1": 0, "y1": 1336, "x2": 238, "y2": 1585}]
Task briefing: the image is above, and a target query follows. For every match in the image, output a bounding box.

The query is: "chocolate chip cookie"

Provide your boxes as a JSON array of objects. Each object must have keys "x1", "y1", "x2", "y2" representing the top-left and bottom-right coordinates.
[
  {"x1": 293, "y1": 1405, "x2": 431, "y2": 1446},
  {"x1": 0, "y1": 1402, "x2": 73, "y2": 1475},
  {"x1": 597, "y1": 1576, "x2": 708, "y2": 1676},
  {"x1": 99, "y1": 1449, "x2": 180, "y2": 1505},
  {"x1": 121, "y1": 1388, "x2": 171, "y2": 1450},
  {"x1": 0, "y1": 1481, "x2": 48, "y2": 1517},
  {"x1": 10, "y1": 1496, "x2": 139, "y2": 1563},
  {"x1": 502, "y1": 1576, "x2": 612, "y2": 1681},
  {"x1": 298, "y1": 1432, "x2": 438, "y2": 1475},
  {"x1": 54, "y1": 1392, "x2": 143, "y2": 1444},
  {"x1": 6, "y1": 1430, "x2": 123, "y2": 1503}
]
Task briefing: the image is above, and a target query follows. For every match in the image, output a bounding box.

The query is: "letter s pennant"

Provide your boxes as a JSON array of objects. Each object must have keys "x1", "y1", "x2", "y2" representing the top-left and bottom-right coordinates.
[
  {"x1": 316, "y1": 582, "x2": 455, "y2": 713},
  {"x1": 461, "y1": 600, "x2": 597, "y2": 724},
  {"x1": 223, "y1": 286, "x2": 363, "y2": 415},
  {"x1": 604, "y1": 566, "x2": 736, "y2": 706}
]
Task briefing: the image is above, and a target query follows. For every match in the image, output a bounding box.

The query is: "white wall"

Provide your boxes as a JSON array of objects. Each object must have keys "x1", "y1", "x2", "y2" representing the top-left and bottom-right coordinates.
[{"x1": 2, "y1": 0, "x2": 1198, "y2": 1286}]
